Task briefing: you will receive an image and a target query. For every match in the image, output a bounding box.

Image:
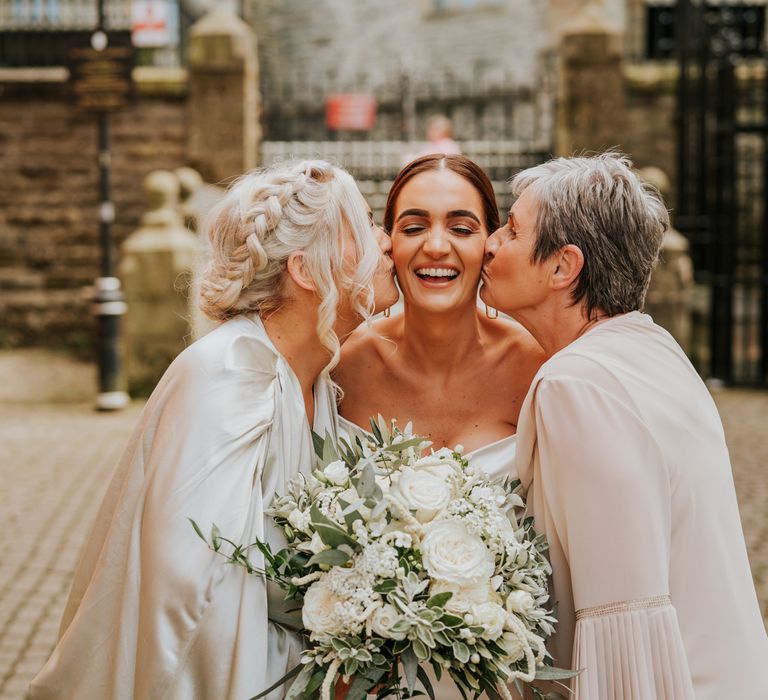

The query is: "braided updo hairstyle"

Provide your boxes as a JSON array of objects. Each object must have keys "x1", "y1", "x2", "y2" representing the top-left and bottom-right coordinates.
[{"x1": 199, "y1": 160, "x2": 380, "y2": 373}]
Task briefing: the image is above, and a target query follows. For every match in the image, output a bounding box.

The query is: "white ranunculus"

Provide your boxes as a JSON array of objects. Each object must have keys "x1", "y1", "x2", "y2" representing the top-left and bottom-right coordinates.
[
  {"x1": 471, "y1": 602, "x2": 507, "y2": 640},
  {"x1": 323, "y1": 460, "x2": 349, "y2": 486},
  {"x1": 367, "y1": 603, "x2": 407, "y2": 640},
  {"x1": 505, "y1": 590, "x2": 535, "y2": 616},
  {"x1": 421, "y1": 520, "x2": 495, "y2": 585},
  {"x1": 391, "y1": 467, "x2": 452, "y2": 522},
  {"x1": 302, "y1": 578, "x2": 344, "y2": 636},
  {"x1": 499, "y1": 630, "x2": 526, "y2": 662},
  {"x1": 430, "y1": 580, "x2": 499, "y2": 614}
]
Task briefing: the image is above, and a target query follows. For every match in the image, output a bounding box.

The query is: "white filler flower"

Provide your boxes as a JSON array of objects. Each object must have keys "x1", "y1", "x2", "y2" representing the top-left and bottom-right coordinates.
[{"x1": 420, "y1": 519, "x2": 495, "y2": 585}]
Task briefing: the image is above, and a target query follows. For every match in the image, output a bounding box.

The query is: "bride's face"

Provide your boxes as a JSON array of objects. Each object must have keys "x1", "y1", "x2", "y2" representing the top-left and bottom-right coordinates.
[{"x1": 389, "y1": 169, "x2": 487, "y2": 314}]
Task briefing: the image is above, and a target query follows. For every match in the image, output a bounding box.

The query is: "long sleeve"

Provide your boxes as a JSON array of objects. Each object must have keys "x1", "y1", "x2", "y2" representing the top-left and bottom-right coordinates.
[
  {"x1": 30, "y1": 317, "x2": 312, "y2": 700},
  {"x1": 532, "y1": 375, "x2": 696, "y2": 700}
]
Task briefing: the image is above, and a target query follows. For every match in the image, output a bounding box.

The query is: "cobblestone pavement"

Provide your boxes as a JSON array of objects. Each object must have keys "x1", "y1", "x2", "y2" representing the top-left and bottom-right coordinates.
[{"x1": 0, "y1": 358, "x2": 766, "y2": 699}]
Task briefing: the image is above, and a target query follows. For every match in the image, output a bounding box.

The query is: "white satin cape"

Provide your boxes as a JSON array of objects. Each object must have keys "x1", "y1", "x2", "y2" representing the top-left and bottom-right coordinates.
[
  {"x1": 30, "y1": 314, "x2": 339, "y2": 700},
  {"x1": 515, "y1": 311, "x2": 768, "y2": 699}
]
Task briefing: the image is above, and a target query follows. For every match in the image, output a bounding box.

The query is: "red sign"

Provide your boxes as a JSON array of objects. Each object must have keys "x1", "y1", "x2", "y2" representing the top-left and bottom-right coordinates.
[{"x1": 325, "y1": 94, "x2": 377, "y2": 131}]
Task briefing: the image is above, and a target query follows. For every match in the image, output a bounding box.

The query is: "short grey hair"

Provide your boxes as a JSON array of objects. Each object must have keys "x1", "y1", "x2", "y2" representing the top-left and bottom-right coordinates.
[{"x1": 511, "y1": 152, "x2": 670, "y2": 319}]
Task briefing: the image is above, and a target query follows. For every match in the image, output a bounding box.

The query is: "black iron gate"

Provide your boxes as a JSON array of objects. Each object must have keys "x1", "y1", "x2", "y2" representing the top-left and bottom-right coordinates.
[{"x1": 675, "y1": 0, "x2": 768, "y2": 385}]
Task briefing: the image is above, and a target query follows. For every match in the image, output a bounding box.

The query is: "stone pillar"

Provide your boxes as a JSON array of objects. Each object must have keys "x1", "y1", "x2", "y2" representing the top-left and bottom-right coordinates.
[
  {"x1": 639, "y1": 166, "x2": 694, "y2": 354},
  {"x1": 555, "y1": 0, "x2": 625, "y2": 155},
  {"x1": 119, "y1": 171, "x2": 200, "y2": 395},
  {"x1": 187, "y1": 3, "x2": 260, "y2": 184}
]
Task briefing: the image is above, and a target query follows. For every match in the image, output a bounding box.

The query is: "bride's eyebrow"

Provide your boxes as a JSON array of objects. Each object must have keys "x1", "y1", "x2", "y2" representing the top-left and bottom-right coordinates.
[
  {"x1": 396, "y1": 208, "x2": 429, "y2": 221},
  {"x1": 447, "y1": 210, "x2": 480, "y2": 222}
]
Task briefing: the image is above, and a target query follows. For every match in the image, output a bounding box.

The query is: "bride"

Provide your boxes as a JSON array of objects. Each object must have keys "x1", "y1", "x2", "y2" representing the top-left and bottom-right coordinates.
[
  {"x1": 30, "y1": 160, "x2": 399, "y2": 700},
  {"x1": 334, "y1": 154, "x2": 545, "y2": 698}
]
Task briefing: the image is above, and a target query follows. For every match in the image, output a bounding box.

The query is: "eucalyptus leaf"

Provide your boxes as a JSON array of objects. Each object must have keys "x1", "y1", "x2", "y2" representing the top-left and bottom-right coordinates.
[
  {"x1": 416, "y1": 665, "x2": 436, "y2": 700},
  {"x1": 534, "y1": 665, "x2": 581, "y2": 681},
  {"x1": 401, "y1": 646, "x2": 419, "y2": 693},
  {"x1": 412, "y1": 637, "x2": 429, "y2": 661},
  {"x1": 188, "y1": 518, "x2": 206, "y2": 543},
  {"x1": 321, "y1": 430, "x2": 340, "y2": 465},
  {"x1": 284, "y1": 663, "x2": 317, "y2": 700},
  {"x1": 314, "y1": 522, "x2": 359, "y2": 549},
  {"x1": 356, "y1": 462, "x2": 376, "y2": 498},
  {"x1": 311, "y1": 430, "x2": 325, "y2": 460},
  {"x1": 441, "y1": 614, "x2": 463, "y2": 628},
  {"x1": 306, "y1": 549, "x2": 351, "y2": 567},
  {"x1": 452, "y1": 641, "x2": 470, "y2": 664},
  {"x1": 303, "y1": 669, "x2": 326, "y2": 697},
  {"x1": 426, "y1": 591, "x2": 453, "y2": 609}
]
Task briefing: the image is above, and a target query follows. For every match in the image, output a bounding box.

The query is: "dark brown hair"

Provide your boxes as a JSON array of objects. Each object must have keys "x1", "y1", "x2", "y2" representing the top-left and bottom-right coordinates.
[{"x1": 383, "y1": 154, "x2": 500, "y2": 235}]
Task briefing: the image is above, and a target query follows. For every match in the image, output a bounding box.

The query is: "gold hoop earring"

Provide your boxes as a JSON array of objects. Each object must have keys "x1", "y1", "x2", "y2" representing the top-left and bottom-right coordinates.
[
  {"x1": 383, "y1": 306, "x2": 391, "y2": 318},
  {"x1": 485, "y1": 304, "x2": 498, "y2": 320}
]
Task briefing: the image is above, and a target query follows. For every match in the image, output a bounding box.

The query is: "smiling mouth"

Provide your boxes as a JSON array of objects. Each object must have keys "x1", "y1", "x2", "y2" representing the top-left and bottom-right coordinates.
[{"x1": 415, "y1": 267, "x2": 460, "y2": 282}]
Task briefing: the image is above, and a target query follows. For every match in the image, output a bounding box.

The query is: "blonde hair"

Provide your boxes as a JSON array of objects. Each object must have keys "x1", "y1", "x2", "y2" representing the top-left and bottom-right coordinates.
[{"x1": 199, "y1": 160, "x2": 380, "y2": 374}]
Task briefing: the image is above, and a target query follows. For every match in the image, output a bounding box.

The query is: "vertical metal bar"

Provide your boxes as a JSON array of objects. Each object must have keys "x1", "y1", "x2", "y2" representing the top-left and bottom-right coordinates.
[
  {"x1": 761, "y1": 68, "x2": 768, "y2": 383},
  {"x1": 676, "y1": 0, "x2": 691, "y2": 221},
  {"x1": 712, "y1": 56, "x2": 737, "y2": 382},
  {"x1": 91, "y1": 0, "x2": 128, "y2": 410}
]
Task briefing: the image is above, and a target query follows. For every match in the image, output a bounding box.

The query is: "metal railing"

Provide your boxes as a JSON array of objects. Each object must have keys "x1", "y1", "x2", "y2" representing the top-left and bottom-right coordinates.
[{"x1": 261, "y1": 140, "x2": 551, "y2": 182}]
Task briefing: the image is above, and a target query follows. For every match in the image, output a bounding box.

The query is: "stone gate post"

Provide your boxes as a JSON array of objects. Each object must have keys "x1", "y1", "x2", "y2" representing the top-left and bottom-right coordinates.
[
  {"x1": 187, "y1": 2, "x2": 260, "y2": 184},
  {"x1": 554, "y1": 0, "x2": 625, "y2": 155},
  {"x1": 119, "y1": 171, "x2": 200, "y2": 395}
]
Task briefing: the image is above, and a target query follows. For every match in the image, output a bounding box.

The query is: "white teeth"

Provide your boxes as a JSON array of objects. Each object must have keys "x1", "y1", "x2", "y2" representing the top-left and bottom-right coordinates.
[{"x1": 416, "y1": 268, "x2": 459, "y2": 278}]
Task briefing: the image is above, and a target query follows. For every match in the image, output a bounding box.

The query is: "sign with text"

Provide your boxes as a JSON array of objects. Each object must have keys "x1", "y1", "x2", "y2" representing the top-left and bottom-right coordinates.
[
  {"x1": 132, "y1": 0, "x2": 174, "y2": 48},
  {"x1": 325, "y1": 94, "x2": 377, "y2": 131},
  {"x1": 68, "y1": 36, "x2": 136, "y2": 113}
]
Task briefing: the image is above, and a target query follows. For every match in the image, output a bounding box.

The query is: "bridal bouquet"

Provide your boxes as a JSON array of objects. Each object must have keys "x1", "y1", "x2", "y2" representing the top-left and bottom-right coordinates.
[{"x1": 193, "y1": 418, "x2": 574, "y2": 700}]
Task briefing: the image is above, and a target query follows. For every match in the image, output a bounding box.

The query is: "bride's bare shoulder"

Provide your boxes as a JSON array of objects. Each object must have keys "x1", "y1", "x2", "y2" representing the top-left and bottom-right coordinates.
[
  {"x1": 480, "y1": 313, "x2": 547, "y2": 375},
  {"x1": 336, "y1": 316, "x2": 403, "y2": 382}
]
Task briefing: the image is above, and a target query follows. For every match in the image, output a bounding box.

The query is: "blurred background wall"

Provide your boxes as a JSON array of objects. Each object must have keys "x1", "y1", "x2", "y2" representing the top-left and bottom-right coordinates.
[{"x1": 1, "y1": 0, "x2": 767, "y2": 390}]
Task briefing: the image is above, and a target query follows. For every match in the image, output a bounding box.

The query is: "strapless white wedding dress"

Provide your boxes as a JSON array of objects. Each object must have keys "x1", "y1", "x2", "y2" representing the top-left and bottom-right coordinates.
[{"x1": 338, "y1": 416, "x2": 518, "y2": 699}]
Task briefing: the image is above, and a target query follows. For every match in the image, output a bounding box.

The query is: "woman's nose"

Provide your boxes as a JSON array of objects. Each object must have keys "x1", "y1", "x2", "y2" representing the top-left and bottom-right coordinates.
[
  {"x1": 485, "y1": 231, "x2": 499, "y2": 259},
  {"x1": 374, "y1": 224, "x2": 391, "y2": 255},
  {"x1": 422, "y1": 227, "x2": 450, "y2": 257}
]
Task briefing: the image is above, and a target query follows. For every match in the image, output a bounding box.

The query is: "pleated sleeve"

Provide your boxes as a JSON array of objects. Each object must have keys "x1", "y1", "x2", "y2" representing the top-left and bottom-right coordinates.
[{"x1": 532, "y1": 375, "x2": 696, "y2": 700}]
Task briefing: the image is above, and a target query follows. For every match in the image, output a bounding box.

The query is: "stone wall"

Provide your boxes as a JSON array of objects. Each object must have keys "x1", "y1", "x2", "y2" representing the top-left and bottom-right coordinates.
[{"x1": 0, "y1": 69, "x2": 188, "y2": 354}]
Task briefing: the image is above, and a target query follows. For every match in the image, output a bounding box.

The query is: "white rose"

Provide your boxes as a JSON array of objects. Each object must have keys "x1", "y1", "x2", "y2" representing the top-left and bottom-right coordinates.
[
  {"x1": 505, "y1": 590, "x2": 535, "y2": 616},
  {"x1": 302, "y1": 578, "x2": 344, "y2": 636},
  {"x1": 421, "y1": 520, "x2": 495, "y2": 586},
  {"x1": 430, "y1": 580, "x2": 499, "y2": 614},
  {"x1": 367, "y1": 603, "x2": 407, "y2": 640},
  {"x1": 392, "y1": 467, "x2": 452, "y2": 522},
  {"x1": 471, "y1": 602, "x2": 507, "y2": 640},
  {"x1": 323, "y1": 460, "x2": 349, "y2": 486},
  {"x1": 499, "y1": 630, "x2": 526, "y2": 662}
]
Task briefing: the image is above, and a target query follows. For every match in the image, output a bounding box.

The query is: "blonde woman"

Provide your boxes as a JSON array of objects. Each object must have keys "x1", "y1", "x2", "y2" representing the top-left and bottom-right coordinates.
[{"x1": 30, "y1": 161, "x2": 399, "y2": 700}]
